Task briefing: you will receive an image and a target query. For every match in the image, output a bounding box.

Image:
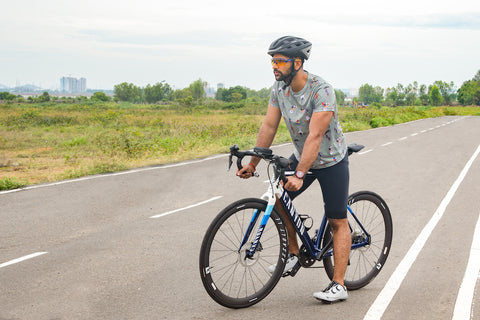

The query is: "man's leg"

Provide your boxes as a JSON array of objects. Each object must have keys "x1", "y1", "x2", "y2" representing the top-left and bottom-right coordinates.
[
  {"x1": 313, "y1": 156, "x2": 350, "y2": 301},
  {"x1": 313, "y1": 217, "x2": 351, "y2": 302},
  {"x1": 328, "y1": 217, "x2": 351, "y2": 286},
  {"x1": 266, "y1": 198, "x2": 300, "y2": 275}
]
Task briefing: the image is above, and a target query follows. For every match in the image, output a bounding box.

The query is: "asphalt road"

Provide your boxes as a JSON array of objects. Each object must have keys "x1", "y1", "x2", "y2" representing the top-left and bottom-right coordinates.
[{"x1": 1, "y1": 116, "x2": 479, "y2": 320}]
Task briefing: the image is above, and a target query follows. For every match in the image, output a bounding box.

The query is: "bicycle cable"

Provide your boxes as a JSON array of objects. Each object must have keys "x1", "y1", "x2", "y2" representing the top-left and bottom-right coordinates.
[{"x1": 266, "y1": 160, "x2": 275, "y2": 193}]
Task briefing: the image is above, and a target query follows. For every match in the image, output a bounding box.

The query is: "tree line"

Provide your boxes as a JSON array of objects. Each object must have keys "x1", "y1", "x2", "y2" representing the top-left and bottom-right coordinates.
[
  {"x1": 0, "y1": 91, "x2": 111, "y2": 103},
  {"x1": 350, "y1": 70, "x2": 480, "y2": 107},
  {"x1": 1, "y1": 69, "x2": 479, "y2": 106},
  {"x1": 111, "y1": 70, "x2": 480, "y2": 107},
  {"x1": 111, "y1": 79, "x2": 270, "y2": 106}
]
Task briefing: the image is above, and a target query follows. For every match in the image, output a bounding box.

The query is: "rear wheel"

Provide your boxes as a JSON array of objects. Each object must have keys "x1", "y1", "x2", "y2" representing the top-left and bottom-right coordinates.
[
  {"x1": 199, "y1": 198, "x2": 288, "y2": 308},
  {"x1": 322, "y1": 191, "x2": 393, "y2": 290}
]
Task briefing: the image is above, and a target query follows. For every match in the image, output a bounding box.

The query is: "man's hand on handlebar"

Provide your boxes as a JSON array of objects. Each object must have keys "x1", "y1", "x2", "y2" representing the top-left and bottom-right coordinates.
[
  {"x1": 283, "y1": 175, "x2": 303, "y2": 192},
  {"x1": 236, "y1": 164, "x2": 256, "y2": 179}
]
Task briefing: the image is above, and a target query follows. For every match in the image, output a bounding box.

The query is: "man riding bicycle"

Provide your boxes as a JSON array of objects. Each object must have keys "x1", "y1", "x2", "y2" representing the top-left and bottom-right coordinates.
[{"x1": 237, "y1": 35, "x2": 351, "y2": 302}]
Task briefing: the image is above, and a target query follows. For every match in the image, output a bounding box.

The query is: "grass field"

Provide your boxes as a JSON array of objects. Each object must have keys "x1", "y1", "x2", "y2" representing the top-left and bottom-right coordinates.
[{"x1": 1, "y1": 101, "x2": 479, "y2": 190}]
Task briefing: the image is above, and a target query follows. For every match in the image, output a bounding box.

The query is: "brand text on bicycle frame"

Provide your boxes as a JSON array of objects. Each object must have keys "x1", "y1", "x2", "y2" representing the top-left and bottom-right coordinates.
[{"x1": 280, "y1": 190, "x2": 306, "y2": 235}]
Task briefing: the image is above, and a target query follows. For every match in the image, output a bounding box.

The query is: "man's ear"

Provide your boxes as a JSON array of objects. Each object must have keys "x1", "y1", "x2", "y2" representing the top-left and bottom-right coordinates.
[{"x1": 294, "y1": 58, "x2": 303, "y2": 71}]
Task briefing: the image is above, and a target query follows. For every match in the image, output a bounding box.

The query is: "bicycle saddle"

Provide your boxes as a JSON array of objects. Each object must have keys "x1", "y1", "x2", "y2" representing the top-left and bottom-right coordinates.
[{"x1": 347, "y1": 143, "x2": 365, "y2": 155}]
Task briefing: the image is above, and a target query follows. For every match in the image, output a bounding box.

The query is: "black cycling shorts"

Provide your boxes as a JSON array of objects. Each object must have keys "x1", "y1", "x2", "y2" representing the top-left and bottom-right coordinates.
[{"x1": 286, "y1": 154, "x2": 349, "y2": 219}]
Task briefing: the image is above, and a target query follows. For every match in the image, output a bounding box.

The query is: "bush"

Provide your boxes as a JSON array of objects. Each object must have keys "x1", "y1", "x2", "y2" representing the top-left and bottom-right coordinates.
[
  {"x1": 370, "y1": 116, "x2": 391, "y2": 128},
  {"x1": 91, "y1": 92, "x2": 111, "y2": 102},
  {"x1": 0, "y1": 177, "x2": 26, "y2": 190}
]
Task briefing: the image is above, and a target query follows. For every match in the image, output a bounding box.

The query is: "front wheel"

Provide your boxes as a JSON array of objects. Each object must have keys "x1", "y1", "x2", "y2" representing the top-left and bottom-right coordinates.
[
  {"x1": 322, "y1": 191, "x2": 393, "y2": 290},
  {"x1": 199, "y1": 198, "x2": 288, "y2": 308}
]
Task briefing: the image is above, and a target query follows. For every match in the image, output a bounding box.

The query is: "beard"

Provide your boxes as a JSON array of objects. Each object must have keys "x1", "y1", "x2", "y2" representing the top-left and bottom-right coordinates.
[{"x1": 273, "y1": 69, "x2": 292, "y2": 82}]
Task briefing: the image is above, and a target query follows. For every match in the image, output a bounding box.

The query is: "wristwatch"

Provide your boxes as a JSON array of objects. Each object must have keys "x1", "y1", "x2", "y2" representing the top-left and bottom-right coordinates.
[{"x1": 295, "y1": 170, "x2": 305, "y2": 179}]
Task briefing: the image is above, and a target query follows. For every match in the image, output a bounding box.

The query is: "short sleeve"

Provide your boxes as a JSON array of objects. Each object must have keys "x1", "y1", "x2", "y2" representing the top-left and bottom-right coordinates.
[
  {"x1": 312, "y1": 84, "x2": 336, "y2": 112},
  {"x1": 269, "y1": 86, "x2": 280, "y2": 108}
]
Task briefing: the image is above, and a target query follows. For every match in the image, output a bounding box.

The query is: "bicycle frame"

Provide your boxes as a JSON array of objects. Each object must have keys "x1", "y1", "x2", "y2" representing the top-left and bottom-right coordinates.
[{"x1": 240, "y1": 170, "x2": 371, "y2": 261}]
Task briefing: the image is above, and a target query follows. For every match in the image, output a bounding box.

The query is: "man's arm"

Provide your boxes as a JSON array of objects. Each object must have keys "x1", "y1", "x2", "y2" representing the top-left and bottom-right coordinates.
[
  {"x1": 236, "y1": 104, "x2": 281, "y2": 178},
  {"x1": 252, "y1": 104, "x2": 282, "y2": 164}
]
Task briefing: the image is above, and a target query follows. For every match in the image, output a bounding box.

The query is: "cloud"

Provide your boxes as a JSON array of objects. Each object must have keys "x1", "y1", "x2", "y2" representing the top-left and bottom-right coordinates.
[
  {"x1": 413, "y1": 13, "x2": 480, "y2": 29},
  {"x1": 370, "y1": 12, "x2": 480, "y2": 30},
  {"x1": 299, "y1": 12, "x2": 480, "y2": 30}
]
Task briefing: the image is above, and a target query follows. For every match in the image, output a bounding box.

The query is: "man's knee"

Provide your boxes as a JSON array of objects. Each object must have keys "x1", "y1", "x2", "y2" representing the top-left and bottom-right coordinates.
[{"x1": 328, "y1": 218, "x2": 348, "y2": 232}]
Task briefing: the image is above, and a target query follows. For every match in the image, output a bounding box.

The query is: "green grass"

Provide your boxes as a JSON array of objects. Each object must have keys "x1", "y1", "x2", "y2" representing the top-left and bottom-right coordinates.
[
  {"x1": 0, "y1": 101, "x2": 478, "y2": 190},
  {"x1": 0, "y1": 177, "x2": 27, "y2": 190}
]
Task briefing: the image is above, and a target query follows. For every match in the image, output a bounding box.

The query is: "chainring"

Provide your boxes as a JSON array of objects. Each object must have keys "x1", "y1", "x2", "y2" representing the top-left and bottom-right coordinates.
[{"x1": 299, "y1": 245, "x2": 316, "y2": 268}]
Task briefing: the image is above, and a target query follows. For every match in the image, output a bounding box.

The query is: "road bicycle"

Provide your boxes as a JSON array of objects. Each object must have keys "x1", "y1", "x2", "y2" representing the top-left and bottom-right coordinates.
[{"x1": 199, "y1": 144, "x2": 393, "y2": 308}]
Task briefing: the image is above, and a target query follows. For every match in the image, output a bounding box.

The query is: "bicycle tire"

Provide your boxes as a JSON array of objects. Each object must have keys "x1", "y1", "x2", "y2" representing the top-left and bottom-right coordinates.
[
  {"x1": 199, "y1": 198, "x2": 288, "y2": 308},
  {"x1": 322, "y1": 191, "x2": 393, "y2": 290}
]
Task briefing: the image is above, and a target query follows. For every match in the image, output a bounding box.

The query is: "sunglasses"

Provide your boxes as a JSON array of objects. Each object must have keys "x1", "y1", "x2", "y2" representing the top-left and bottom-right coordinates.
[{"x1": 271, "y1": 58, "x2": 296, "y2": 67}]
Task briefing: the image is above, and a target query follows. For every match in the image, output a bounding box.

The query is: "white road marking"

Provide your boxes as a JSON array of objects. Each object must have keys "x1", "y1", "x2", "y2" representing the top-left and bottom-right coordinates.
[
  {"x1": 411, "y1": 133, "x2": 418, "y2": 137},
  {"x1": 382, "y1": 142, "x2": 393, "y2": 147},
  {"x1": 364, "y1": 143, "x2": 480, "y2": 320},
  {"x1": 0, "y1": 154, "x2": 229, "y2": 195},
  {"x1": 359, "y1": 149, "x2": 373, "y2": 155},
  {"x1": 150, "y1": 196, "x2": 223, "y2": 219},
  {"x1": 398, "y1": 137, "x2": 407, "y2": 141},
  {"x1": 0, "y1": 252, "x2": 48, "y2": 269},
  {"x1": 452, "y1": 211, "x2": 480, "y2": 320}
]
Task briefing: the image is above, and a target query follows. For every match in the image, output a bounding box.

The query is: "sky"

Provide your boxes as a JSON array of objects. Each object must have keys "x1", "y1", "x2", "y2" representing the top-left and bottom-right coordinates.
[{"x1": 1, "y1": 0, "x2": 479, "y2": 91}]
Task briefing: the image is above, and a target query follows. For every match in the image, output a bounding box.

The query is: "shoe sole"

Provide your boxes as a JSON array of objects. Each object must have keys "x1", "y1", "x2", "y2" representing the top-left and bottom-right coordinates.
[{"x1": 313, "y1": 295, "x2": 348, "y2": 303}]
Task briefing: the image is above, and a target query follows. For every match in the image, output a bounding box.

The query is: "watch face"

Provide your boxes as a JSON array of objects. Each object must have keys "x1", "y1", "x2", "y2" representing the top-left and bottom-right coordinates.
[{"x1": 295, "y1": 171, "x2": 304, "y2": 179}]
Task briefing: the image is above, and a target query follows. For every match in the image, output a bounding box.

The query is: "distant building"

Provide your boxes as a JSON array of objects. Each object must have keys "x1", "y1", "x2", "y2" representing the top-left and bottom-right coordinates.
[
  {"x1": 60, "y1": 76, "x2": 87, "y2": 93},
  {"x1": 206, "y1": 86, "x2": 216, "y2": 98},
  {"x1": 349, "y1": 87, "x2": 359, "y2": 97}
]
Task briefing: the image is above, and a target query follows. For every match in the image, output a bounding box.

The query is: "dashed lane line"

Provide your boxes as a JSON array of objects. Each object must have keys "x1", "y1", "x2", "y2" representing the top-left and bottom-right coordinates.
[
  {"x1": 359, "y1": 149, "x2": 373, "y2": 155},
  {"x1": 372, "y1": 118, "x2": 462, "y2": 151},
  {"x1": 149, "y1": 196, "x2": 223, "y2": 219},
  {"x1": 0, "y1": 252, "x2": 48, "y2": 269}
]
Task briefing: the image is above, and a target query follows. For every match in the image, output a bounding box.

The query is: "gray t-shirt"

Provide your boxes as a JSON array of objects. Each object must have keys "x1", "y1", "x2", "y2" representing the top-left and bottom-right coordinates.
[{"x1": 269, "y1": 72, "x2": 347, "y2": 169}]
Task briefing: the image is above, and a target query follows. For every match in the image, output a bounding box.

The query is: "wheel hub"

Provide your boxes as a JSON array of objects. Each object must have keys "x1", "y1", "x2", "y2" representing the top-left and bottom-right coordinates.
[
  {"x1": 352, "y1": 229, "x2": 370, "y2": 251},
  {"x1": 238, "y1": 242, "x2": 262, "y2": 267}
]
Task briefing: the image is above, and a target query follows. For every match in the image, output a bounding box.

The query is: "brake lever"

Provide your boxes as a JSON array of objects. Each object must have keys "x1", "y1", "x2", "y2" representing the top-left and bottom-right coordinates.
[{"x1": 228, "y1": 154, "x2": 233, "y2": 171}]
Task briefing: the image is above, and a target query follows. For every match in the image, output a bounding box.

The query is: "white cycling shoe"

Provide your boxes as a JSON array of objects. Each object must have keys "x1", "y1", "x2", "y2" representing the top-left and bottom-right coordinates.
[
  {"x1": 313, "y1": 281, "x2": 348, "y2": 302},
  {"x1": 268, "y1": 253, "x2": 299, "y2": 275}
]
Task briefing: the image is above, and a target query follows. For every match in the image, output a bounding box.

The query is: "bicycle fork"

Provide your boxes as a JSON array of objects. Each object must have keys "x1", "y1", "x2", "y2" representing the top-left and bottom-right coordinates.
[{"x1": 238, "y1": 193, "x2": 278, "y2": 259}]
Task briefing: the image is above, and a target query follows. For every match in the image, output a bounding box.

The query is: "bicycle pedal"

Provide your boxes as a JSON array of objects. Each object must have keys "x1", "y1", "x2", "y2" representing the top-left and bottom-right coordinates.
[{"x1": 282, "y1": 263, "x2": 301, "y2": 277}]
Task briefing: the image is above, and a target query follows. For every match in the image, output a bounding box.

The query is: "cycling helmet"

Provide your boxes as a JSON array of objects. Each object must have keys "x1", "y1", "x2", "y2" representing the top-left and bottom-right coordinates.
[{"x1": 267, "y1": 36, "x2": 312, "y2": 60}]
